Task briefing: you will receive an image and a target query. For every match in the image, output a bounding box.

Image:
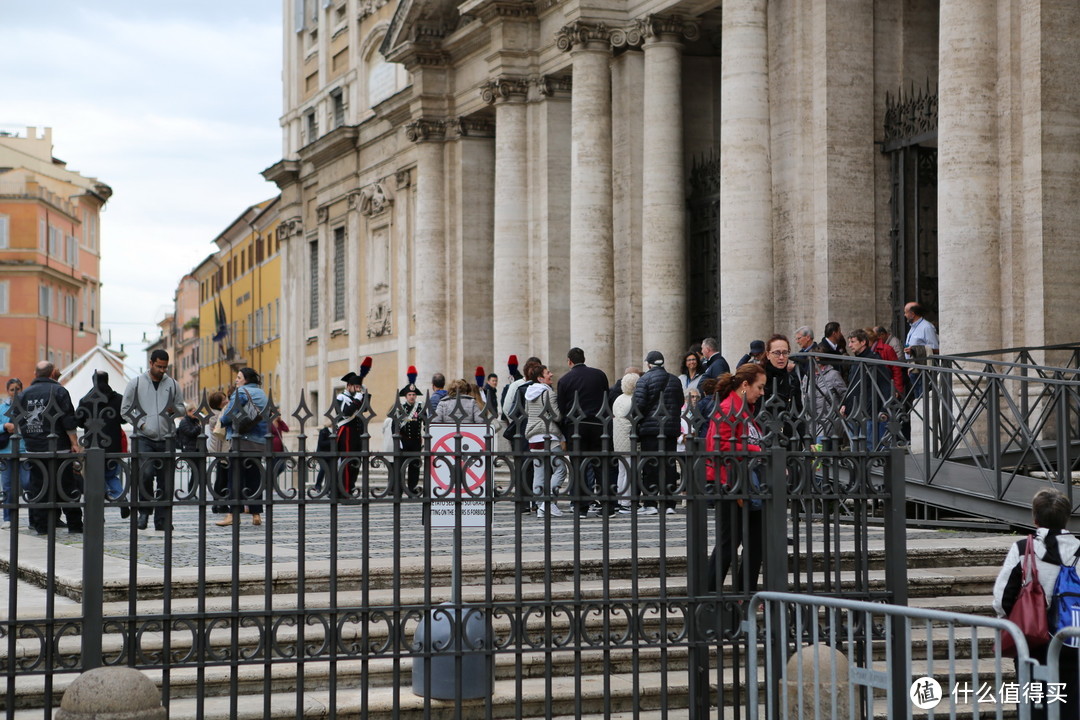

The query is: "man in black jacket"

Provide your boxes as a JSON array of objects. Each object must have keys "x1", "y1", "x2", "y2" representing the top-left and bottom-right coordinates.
[
  {"x1": 19, "y1": 361, "x2": 82, "y2": 535},
  {"x1": 556, "y1": 347, "x2": 610, "y2": 516},
  {"x1": 632, "y1": 351, "x2": 683, "y2": 514},
  {"x1": 77, "y1": 370, "x2": 126, "y2": 511},
  {"x1": 842, "y1": 329, "x2": 893, "y2": 448}
]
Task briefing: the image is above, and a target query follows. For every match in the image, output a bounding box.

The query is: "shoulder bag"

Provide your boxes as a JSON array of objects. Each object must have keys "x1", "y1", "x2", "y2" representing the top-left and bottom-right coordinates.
[
  {"x1": 1001, "y1": 535, "x2": 1050, "y2": 657},
  {"x1": 231, "y1": 388, "x2": 261, "y2": 436}
]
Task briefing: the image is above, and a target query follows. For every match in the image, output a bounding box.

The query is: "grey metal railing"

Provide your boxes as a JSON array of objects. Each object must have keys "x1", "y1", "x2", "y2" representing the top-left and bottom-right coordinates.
[{"x1": 749, "y1": 591, "x2": 1036, "y2": 720}]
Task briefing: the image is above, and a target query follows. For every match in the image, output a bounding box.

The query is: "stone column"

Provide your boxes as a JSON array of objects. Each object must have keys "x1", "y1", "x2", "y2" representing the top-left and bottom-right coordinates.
[
  {"x1": 937, "y1": 0, "x2": 1000, "y2": 354},
  {"x1": 719, "y1": 0, "x2": 773, "y2": 362},
  {"x1": 610, "y1": 52, "x2": 644, "y2": 372},
  {"x1": 557, "y1": 22, "x2": 616, "y2": 376},
  {"x1": 405, "y1": 119, "x2": 447, "y2": 383},
  {"x1": 641, "y1": 16, "x2": 698, "y2": 366},
  {"x1": 482, "y1": 78, "x2": 531, "y2": 369}
]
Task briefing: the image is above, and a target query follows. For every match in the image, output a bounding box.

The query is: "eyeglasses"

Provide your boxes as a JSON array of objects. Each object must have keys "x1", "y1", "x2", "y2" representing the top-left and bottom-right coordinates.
[{"x1": 769, "y1": 350, "x2": 790, "y2": 357}]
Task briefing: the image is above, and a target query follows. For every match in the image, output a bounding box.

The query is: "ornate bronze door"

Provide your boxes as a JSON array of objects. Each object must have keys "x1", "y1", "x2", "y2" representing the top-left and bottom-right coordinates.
[
  {"x1": 884, "y1": 84, "x2": 938, "y2": 334},
  {"x1": 687, "y1": 148, "x2": 722, "y2": 345}
]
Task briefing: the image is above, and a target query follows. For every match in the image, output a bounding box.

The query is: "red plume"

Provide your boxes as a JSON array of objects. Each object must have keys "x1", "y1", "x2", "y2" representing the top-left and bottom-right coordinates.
[{"x1": 359, "y1": 356, "x2": 373, "y2": 379}]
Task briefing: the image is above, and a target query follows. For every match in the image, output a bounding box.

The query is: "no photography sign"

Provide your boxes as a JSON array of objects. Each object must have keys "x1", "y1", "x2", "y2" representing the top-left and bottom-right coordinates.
[{"x1": 428, "y1": 424, "x2": 490, "y2": 528}]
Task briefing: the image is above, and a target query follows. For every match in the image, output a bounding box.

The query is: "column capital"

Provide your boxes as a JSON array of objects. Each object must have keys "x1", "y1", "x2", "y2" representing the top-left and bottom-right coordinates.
[
  {"x1": 446, "y1": 116, "x2": 497, "y2": 139},
  {"x1": 639, "y1": 14, "x2": 700, "y2": 45},
  {"x1": 534, "y1": 73, "x2": 572, "y2": 98},
  {"x1": 555, "y1": 20, "x2": 613, "y2": 52},
  {"x1": 405, "y1": 118, "x2": 447, "y2": 143},
  {"x1": 479, "y1": 76, "x2": 531, "y2": 105}
]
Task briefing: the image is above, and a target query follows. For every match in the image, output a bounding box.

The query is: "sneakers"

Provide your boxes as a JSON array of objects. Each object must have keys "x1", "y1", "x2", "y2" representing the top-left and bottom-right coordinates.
[
  {"x1": 615, "y1": 506, "x2": 635, "y2": 516},
  {"x1": 536, "y1": 503, "x2": 564, "y2": 518},
  {"x1": 640, "y1": 506, "x2": 659, "y2": 516},
  {"x1": 666, "y1": 507, "x2": 677, "y2": 515},
  {"x1": 585, "y1": 503, "x2": 602, "y2": 518},
  {"x1": 1, "y1": 521, "x2": 9, "y2": 530}
]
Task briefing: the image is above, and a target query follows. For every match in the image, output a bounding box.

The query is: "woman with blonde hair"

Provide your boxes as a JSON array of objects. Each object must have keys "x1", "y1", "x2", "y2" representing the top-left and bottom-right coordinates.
[
  {"x1": 432, "y1": 378, "x2": 486, "y2": 424},
  {"x1": 612, "y1": 372, "x2": 640, "y2": 515}
]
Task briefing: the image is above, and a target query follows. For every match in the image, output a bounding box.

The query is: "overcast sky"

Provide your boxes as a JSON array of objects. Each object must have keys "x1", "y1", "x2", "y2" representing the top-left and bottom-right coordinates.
[{"x1": 1, "y1": 1, "x2": 283, "y2": 372}]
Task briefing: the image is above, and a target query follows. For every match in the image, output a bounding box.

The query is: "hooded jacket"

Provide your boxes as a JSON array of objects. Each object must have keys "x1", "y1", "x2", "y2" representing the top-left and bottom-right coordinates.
[
  {"x1": 121, "y1": 372, "x2": 185, "y2": 441},
  {"x1": 77, "y1": 372, "x2": 124, "y2": 451},
  {"x1": 524, "y1": 383, "x2": 563, "y2": 442}
]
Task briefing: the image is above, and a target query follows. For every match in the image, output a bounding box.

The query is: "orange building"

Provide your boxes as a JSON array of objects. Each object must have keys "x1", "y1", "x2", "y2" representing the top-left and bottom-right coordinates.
[{"x1": 0, "y1": 127, "x2": 111, "y2": 379}]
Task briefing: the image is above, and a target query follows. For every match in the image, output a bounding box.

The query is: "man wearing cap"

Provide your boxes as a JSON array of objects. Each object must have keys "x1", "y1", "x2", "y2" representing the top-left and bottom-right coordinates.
[
  {"x1": 632, "y1": 351, "x2": 683, "y2": 515},
  {"x1": 336, "y1": 360, "x2": 371, "y2": 493},
  {"x1": 394, "y1": 382, "x2": 423, "y2": 494},
  {"x1": 737, "y1": 340, "x2": 767, "y2": 369}
]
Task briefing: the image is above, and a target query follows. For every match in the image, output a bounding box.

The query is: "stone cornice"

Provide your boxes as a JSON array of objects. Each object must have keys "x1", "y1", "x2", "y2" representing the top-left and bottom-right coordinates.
[
  {"x1": 262, "y1": 160, "x2": 301, "y2": 188},
  {"x1": 459, "y1": 0, "x2": 537, "y2": 23},
  {"x1": 446, "y1": 116, "x2": 496, "y2": 139},
  {"x1": 479, "y1": 76, "x2": 531, "y2": 104},
  {"x1": 404, "y1": 118, "x2": 447, "y2": 143},
  {"x1": 303, "y1": 125, "x2": 360, "y2": 168}
]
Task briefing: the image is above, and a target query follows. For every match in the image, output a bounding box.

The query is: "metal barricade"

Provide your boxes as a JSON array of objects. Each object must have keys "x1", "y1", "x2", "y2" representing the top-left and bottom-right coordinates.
[{"x1": 748, "y1": 591, "x2": 1036, "y2": 720}]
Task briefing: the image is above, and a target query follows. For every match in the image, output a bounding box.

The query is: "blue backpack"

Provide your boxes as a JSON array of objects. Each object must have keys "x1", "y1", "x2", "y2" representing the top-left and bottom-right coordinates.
[{"x1": 1051, "y1": 545, "x2": 1080, "y2": 647}]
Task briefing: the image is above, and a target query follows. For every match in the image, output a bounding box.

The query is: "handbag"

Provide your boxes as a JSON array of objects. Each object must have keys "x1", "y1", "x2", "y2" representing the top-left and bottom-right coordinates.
[
  {"x1": 231, "y1": 388, "x2": 261, "y2": 436},
  {"x1": 1001, "y1": 534, "x2": 1050, "y2": 657}
]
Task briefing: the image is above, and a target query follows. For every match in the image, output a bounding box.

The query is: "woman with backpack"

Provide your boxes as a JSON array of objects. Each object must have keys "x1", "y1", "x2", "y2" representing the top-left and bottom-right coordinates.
[
  {"x1": 993, "y1": 488, "x2": 1080, "y2": 720},
  {"x1": 216, "y1": 367, "x2": 268, "y2": 527}
]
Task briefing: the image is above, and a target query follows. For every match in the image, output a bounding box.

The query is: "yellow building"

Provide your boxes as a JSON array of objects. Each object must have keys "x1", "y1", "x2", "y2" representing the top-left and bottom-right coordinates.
[{"x1": 195, "y1": 197, "x2": 283, "y2": 402}]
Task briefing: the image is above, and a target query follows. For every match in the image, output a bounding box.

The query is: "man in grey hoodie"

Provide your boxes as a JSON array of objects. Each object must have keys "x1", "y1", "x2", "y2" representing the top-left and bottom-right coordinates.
[{"x1": 121, "y1": 349, "x2": 185, "y2": 531}]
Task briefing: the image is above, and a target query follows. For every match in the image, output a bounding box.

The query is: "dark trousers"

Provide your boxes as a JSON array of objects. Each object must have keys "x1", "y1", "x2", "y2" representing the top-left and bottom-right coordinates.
[
  {"x1": 568, "y1": 422, "x2": 604, "y2": 512},
  {"x1": 27, "y1": 456, "x2": 83, "y2": 534},
  {"x1": 135, "y1": 437, "x2": 171, "y2": 529},
  {"x1": 513, "y1": 435, "x2": 535, "y2": 511},
  {"x1": 229, "y1": 438, "x2": 263, "y2": 515},
  {"x1": 708, "y1": 506, "x2": 764, "y2": 594},
  {"x1": 640, "y1": 434, "x2": 679, "y2": 511},
  {"x1": 400, "y1": 438, "x2": 422, "y2": 494}
]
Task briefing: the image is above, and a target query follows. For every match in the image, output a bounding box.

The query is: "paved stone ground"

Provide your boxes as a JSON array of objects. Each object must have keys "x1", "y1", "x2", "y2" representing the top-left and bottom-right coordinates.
[{"x1": 8, "y1": 492, "x2": 1002, "y2": 571}]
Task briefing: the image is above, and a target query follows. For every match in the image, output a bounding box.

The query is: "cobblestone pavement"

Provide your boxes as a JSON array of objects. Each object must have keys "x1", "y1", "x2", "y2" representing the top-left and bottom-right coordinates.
[{"x1": 17, "y1": 495, "x2": 1003, "y2": 570}]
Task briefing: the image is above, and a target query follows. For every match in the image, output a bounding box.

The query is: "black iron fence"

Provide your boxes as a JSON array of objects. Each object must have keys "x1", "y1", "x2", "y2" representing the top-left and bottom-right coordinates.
[{"x1": 3, "y1": 365, "x2": 911, "y2": 719}]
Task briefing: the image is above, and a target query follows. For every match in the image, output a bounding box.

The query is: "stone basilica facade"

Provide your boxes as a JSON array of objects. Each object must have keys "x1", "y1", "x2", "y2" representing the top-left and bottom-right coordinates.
[{"x1": 263, "y1": 0, "x2": 1080, "y2": 413}]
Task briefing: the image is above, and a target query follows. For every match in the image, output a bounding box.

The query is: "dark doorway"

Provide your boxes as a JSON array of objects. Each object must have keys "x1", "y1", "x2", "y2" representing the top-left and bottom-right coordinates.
[
  {"x1": 687, "y1": 147, "x2": 721, "y2": 345},
  {"x1": 884, "y1": 84, "x2": 938, "y2": 336}
]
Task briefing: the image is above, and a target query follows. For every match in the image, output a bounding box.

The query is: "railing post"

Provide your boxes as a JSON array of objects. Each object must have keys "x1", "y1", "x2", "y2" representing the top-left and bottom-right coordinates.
[
  {"x1": 82, "y1": 445, "x2": 105, "y2": 671},
  {"x1": 988, "y1": 379, "x2": 1002, "y2": 499},
  {"x1": 763, "y1": 447, "x2": 789, "y2": 717},
  {"x1": 1058, "y1": 384, "x2": 1072, "y2": 504},
  {"x1": 885, "y1": 445, "x2": 908, "y2": 719},
  {"x1": 685, "y1": 448, "x2": 710, "y2": 720}
]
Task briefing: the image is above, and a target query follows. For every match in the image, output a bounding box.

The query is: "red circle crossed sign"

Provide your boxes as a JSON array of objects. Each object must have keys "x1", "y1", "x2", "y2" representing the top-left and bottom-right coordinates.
[{"x1": 429, "y1": 430, "x2": 487, "y2": 494}]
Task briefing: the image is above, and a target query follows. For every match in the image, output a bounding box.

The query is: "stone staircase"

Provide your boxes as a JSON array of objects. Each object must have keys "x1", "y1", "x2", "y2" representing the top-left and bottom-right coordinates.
[{"x1": 2, "y1": 522, "x2": 1021, "y2": 719}]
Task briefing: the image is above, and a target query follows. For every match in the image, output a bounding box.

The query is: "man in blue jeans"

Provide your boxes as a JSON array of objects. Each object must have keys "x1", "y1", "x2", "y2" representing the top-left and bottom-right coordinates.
[
  {"x1": 77, "y1": 370, "x2": 127, "y2": 514},
  {"x1": 121, "y1": 350, "x2": 185, "y2": 531},
  {"x1": 0, "y1": 377, "x2": 30, "y2": 530}
]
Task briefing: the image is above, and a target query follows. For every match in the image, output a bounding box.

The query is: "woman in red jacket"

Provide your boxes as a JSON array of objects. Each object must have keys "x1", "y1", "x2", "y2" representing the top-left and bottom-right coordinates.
[{"x1": 705, "y1": 363, "x2": 767, "y2": 593}]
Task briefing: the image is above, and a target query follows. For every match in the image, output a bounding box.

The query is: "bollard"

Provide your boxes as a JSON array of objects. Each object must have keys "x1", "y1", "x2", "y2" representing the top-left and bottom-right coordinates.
[
  {"x1": 784, "y1": 644, "x2": 852, "y2": 720},
  {"x1": 411, "y1": 601, "x2": 493, "y2": 700},
  {"x1": 55, "y1": 666, "x2": 166, "y2": 720}
]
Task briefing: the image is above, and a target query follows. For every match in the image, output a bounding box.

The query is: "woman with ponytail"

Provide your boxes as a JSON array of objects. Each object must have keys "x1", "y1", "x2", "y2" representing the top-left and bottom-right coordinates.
[{"x1": 704, "y1": 363, "x2": 767, "y2": 593}]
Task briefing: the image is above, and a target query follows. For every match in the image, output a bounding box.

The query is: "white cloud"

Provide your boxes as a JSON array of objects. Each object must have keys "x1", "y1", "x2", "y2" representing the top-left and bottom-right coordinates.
[{"x1": 1, "y1": 1, "x2": 283, "y2": 372}]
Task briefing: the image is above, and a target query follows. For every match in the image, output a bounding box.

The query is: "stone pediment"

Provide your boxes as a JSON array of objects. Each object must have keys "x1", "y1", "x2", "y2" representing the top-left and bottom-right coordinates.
[{"x1": 381, "y1": 0, "x2": 460, "y2": 66}]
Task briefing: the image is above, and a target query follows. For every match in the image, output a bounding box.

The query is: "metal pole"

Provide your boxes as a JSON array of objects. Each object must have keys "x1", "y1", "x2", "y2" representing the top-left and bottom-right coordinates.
[
  {"x1": 885, "y1": 446, "x2": 909, "y2": 719},
  {"x1": 82, "y1": 446, "x2": 105, "y2": 670},
  {"x1": 685, "y1": 448, "x2": 710, "y2": 720}
]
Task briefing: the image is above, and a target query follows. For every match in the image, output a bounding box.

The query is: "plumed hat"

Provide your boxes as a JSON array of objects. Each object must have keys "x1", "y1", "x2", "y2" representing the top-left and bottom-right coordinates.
[
  {"x1": 507, "y1": 354, "x2": 521, "y2": 381},
  {"x1": 359, "y1": 356, "x2": 373, "y2": 379},
  {"x1": 407, "y1": 365, "x2": 417, "y2": 385},
  {"x1": 475, "y1": 366, "x2": 485, "y2": 389},
  {"x1": 399, "y1": 383, "x2": 420, "y2": 397},
  {"x1": 341, "y1": 372, "x2": 362, "y2": 385}
]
